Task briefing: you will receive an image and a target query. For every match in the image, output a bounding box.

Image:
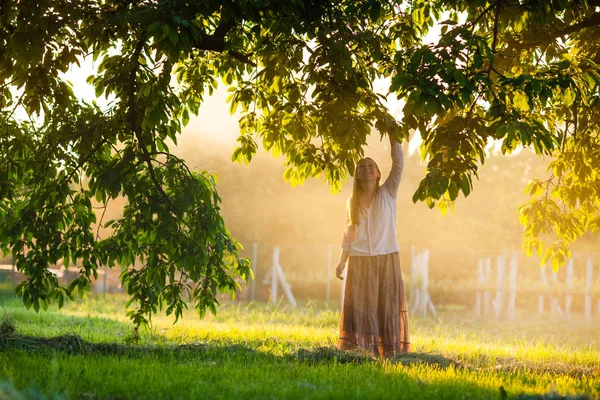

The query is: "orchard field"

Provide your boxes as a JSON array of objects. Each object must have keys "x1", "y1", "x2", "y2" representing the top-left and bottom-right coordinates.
[{"x1": 0, "y1": 287, "x2": 598, "y2": 400}]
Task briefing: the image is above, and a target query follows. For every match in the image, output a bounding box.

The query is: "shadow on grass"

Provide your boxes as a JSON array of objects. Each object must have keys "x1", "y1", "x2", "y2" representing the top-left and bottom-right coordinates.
[
  {"x1": 0, "y1": 308, "x2": 597, "y2": 379},
  {"x1": 1, "y1": 315, "x2": 595, "y2": 379},
  {"x1": 0, "y1": 316, "x2": 461, "y2": 370},
  {"x1": 0, "y1": 318, "x2": 595, "y2": 400},
  {"x1": 293, "y1": 345, "x2": 461, "y2": 367}
]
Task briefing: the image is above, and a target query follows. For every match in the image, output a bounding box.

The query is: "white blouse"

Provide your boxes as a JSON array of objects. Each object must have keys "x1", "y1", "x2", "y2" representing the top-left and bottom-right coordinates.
[{"x1": 341, "y1": 140, "x2": 404, "y2": 256}]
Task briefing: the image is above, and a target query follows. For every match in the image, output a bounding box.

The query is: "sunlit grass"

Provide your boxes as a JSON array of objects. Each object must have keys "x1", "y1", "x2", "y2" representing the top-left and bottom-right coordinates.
[{"x1": 0, "y1": 289, "x2": 598, "y2": 399}]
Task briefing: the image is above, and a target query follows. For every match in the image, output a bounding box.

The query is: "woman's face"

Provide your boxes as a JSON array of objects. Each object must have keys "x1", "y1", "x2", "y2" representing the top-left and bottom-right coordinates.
[{"x1": 357, "y1": 158, "x2": 380, "y2": 182}]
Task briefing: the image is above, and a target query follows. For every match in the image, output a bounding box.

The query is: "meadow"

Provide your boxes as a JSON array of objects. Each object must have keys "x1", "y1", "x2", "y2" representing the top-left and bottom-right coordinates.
[{"x1": 0, "y1": 287, "x2": 598, "y2": 400}]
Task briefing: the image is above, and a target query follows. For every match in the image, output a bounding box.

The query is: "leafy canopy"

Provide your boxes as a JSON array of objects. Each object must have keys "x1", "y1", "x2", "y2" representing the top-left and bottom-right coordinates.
[{"x1": 1, "y1": 0, "x2": 599, "y2": 328}]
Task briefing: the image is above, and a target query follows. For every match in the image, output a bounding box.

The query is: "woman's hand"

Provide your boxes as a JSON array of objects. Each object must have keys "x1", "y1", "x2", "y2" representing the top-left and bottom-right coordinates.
[{"x1": 335, "y1": 261, "x2": 346, "y2": 280}]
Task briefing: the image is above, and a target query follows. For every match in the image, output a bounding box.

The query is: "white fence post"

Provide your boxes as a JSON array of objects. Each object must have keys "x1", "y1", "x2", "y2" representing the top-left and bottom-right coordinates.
[
  {"x1": 475, "y1": 257, "x2": 492, "y2": 316},
  {"x1": 484, "y1": 257, "x2": 491, "y2": 314},
  {"x1": 565, "y1": 258, "x2": 574, "y2": 321},
  {"x1": 326, "y1": 244, "x2": 332, "y2": 307},
  {"x1": 584, "y1": 257, "x2": 593, "y2": 322},
  {"x1": 270, "y1": 247, "x2": 297, "y2": 307},
  {"x1": 550, "y1": 266, "x2": 564, "y2": 319},
  {"x1": 251, "y1": 242, "x2": 258, "y2": 302},
  {"x1": 421, "y1": 250, "x2": 428, "y2": 316},
  {"x1": 423, "y1": 249, "x2": 436, "y2": 317},
  {"x1": 493, "y1": 250, "x2": 507, "y2": 319},
  {"x1": 410, "y1": 248, "x2": 435, "y2": 317},
  {"x1": 538, "y1": 264, "x2": 548, "y2": 315},
  {"x1": 507, "y1": 252, "x2": 518, "y2": 320},
  {"x1": 475, "y1": 258, "x2": 483, "y2": 316},
  {"x1": 273, "y1": 263, "x2": 297, "y2": 307},
  {"x1": 409, "y1": 246, "x2": 416, "y2": 310},
  {"x1": 103, "y1": 266, "x2": 108, "y2": 296},
  {"x1": 271, "y1": 247, "x2": 279, "y2": 305},
  {"x1": 410, "y1": 247, "x2": 420, "y2": 314}
]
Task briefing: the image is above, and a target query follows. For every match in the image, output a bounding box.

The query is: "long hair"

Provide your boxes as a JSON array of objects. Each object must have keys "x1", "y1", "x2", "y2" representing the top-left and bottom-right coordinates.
[{"x1": 348, "y1": 158, "x2": 380, "y2": 227}]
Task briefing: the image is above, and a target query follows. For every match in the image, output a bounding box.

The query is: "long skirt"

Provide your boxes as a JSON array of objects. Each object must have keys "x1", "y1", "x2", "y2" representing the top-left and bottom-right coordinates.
[{"x1": 337, "y1": 252, "x2": 411, "y2": 358}]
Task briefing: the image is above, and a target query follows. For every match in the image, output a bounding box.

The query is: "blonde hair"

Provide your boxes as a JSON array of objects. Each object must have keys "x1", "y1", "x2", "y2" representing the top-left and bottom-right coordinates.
[{"x1": 348, "y1": 157, "x2": 380, "y2": 227}]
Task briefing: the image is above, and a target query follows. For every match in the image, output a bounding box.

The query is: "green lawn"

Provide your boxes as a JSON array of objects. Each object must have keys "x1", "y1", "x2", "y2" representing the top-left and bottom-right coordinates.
[{"x1": 0, "y1": 289, "x2": 598, "y2": 399}]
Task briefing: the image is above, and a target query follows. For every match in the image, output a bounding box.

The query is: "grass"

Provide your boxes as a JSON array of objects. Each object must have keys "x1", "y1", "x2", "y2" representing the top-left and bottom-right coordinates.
[{"x1": 0, "y1": 288, "x2": 598, "y2": 400}]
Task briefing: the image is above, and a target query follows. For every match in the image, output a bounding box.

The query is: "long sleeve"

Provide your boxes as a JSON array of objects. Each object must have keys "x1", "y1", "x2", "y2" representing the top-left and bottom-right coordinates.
[
  {"x1": 381, "y1": 138, "x2": 404, "y2": 198},
  {"x1": 341, "y1": 198, "x2": 356, "y2": 251},
  {"x1": 341, "y1": 224, "x2": 356, "y2": 251}
]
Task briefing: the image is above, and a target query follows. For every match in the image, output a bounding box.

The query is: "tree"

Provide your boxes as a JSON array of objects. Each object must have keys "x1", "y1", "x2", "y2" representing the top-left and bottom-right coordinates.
[
  {"x1": 1, "y1": 0, "x2": 598, "y2": 329},
  {"x1": 385, "y1": 0, "x2": 600, "y2": 271}
]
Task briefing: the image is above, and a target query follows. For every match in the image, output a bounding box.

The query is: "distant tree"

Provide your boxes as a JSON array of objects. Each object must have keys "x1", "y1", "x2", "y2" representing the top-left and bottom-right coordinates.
[{"x1": 1, "y1": 0, "x2": 598, "y2": 329}]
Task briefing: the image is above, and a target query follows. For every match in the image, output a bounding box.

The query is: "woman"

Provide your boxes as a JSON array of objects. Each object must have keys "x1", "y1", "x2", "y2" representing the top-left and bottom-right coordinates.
[{"x1": 335, "y1": 135, "x2": 411, "y2": 358}]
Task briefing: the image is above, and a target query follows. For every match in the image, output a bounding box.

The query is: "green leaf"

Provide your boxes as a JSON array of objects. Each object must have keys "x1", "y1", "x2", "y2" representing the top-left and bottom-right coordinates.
[
  {"x1": 148, "y1": 21, "x2": 161, "y2": 33},
  {"x1": 168, "y1": 29, "x2": 179, "y2": 46},
  {"x1": 369, "y1": 2, "x2": 381, "y2": 21},
  {"x1": 182, "y1": 108, "x2": 190, "y2": 126},
  {"x1": 459, "y1": 174, "x2": 470, "y2": 197}
]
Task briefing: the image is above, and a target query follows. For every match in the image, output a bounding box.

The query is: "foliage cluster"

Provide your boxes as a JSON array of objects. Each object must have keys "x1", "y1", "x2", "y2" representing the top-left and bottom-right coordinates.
[{"x1": 1, "y1": 1, "x2": 599, "y2": 326}]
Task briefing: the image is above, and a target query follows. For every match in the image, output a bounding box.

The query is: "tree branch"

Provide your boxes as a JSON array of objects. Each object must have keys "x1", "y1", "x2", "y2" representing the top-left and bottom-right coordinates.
[
  {"x1": 95, "y1": 198, "x2": 110, "y2": 241},
  {"x1": 471, "y1": 2, "x2": 498, "y2": 28},
  {"x1": 490, "y1": 65, "x2": 508, "y2": 79},
  {"x1": 487, "y1": 4, "x2": 501, "y2": 81},
  {"x1": 64, "y1": 137, "x2": 109, "y2": 185},
  {"x1": 509, "y1": 12, "x2": 600, "y2": 52},
  {"x1": 193, "y1": 20, "x2": 257, "y2": 67},
  {"x1": 194, "y1": 20, "x2": 234, "y2": 52},
  {"x1": 228, "y1": 50, "x2": 257, "y2": 67},
  {"x1": 153, "y1": 151, "x2": 194, "y2": 178},
  {"x1": 126, "y1": 33, "x2": 176, "y2": 211}
]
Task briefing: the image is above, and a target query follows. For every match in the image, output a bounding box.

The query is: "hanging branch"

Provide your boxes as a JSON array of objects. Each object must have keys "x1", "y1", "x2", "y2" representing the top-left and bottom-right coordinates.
[{"x1": 126, "y1": 32, "x2": 176, "y2": 211}]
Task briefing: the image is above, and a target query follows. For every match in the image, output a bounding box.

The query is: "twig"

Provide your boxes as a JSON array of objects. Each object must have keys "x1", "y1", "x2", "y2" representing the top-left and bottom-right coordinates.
[
  {"x1": 95, "y1": 198, "x2": 110, "y2": 241},
  {"x1": 471, "y1": 2, "x2": 498, "y2": 29},
  {"x1": 127, "y1": 32, "x2": 177, "y2": 212},
  {"x1": 487, "y1": 5, "x2": 501, "y2": 81},
  {"x1": 63, "y1": 138, "x2": 109, "y2": 185}
]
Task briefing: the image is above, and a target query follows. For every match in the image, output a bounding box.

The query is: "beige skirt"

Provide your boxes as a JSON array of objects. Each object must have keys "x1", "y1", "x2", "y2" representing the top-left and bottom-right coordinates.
[{"x1": 337, "y1": 252, "x2": 412, "y2": 357}]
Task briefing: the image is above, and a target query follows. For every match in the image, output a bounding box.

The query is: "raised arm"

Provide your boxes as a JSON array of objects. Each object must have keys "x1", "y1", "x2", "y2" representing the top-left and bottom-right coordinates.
[{"x1": 381, "y1": 136, "x2": 405, "y2": 197}]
